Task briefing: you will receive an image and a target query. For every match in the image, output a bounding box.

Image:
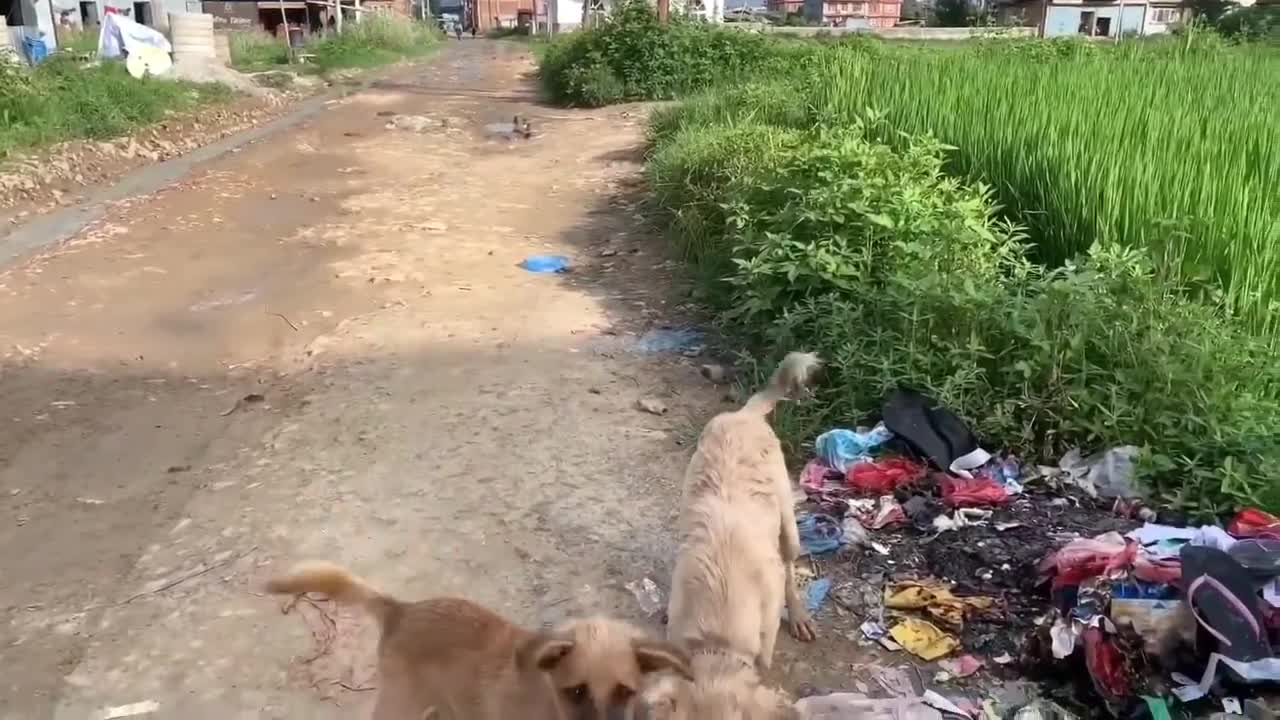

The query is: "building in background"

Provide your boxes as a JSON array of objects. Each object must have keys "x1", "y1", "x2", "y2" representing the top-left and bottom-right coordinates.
[
  {"x1": 994, "y1": 0, "x2": 1188, "y2": 36},
  {"x1": 802, "y1": 0, "x2": 900, "y2": 25}
]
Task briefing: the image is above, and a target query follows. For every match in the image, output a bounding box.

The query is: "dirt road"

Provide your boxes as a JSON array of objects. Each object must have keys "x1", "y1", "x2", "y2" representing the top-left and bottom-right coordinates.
[{"x1": 0, "y1": 42, "x2": 846, "y2": 719}]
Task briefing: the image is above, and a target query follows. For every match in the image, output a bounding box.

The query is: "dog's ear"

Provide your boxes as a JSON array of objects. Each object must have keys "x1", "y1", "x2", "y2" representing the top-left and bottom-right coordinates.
[
  {"x1": 517, "y1": 631, "x2": 577, "y2": 671},
  {"x1": 632, "y1": 638, "x2": 693, "y2": 681}
]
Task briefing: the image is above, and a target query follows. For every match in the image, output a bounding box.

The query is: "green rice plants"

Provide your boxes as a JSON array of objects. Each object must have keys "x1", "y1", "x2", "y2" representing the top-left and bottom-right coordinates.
[{"x1": 807, "y1": 45, "x2": 1280, "y2": 333}]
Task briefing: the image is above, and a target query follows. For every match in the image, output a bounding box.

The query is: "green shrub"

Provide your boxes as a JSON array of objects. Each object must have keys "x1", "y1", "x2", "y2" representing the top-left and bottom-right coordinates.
[
  {"x1": 538, "y1": 0, "x2": 784, "y2": 105},
  {"x1": 650, "y1": 100, "x2": 1280, "y2": 516}
]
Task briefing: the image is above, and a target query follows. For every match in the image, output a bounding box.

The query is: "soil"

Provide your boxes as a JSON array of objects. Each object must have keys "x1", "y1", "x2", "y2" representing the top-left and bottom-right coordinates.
[{"x1": 0, "y1": 41, "x2": 885, "y2": 719}]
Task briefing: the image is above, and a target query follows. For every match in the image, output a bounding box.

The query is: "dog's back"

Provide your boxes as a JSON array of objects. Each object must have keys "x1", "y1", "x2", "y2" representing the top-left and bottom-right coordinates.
[{"x1": 668, "y1": 353, "x2": 821, "y2": 664}]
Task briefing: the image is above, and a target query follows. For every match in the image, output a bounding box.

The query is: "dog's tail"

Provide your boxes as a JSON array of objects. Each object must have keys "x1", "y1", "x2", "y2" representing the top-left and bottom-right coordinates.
[
  {"x1": 741, "y1": 351, "x2": 822, "y2": 417},
  {"x1": 266, "y1": 561, "x2": 397, "y2": 625}
]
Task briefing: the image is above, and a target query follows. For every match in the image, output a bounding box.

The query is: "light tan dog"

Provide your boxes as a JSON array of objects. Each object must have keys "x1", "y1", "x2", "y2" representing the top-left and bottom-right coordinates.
[
  {"x1": 267, "y1": 561, "x2": 693, "y2": 720},
  {"x1": 652, "y1": 352, "x2": 822, "y2": 720}
]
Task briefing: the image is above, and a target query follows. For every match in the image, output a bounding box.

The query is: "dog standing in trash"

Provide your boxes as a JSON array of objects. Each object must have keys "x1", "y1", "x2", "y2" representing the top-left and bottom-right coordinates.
[
  {"x1": 267, "y1": 561, "x2": 694, "y2": 720},
  {"x1": 646, "y1": 352, "x2": 822, "y2": 720}
]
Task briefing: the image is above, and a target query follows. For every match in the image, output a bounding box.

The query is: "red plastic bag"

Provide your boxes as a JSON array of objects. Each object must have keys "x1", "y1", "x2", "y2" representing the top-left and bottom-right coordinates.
[
  {"x1": 845, "y1": 458, "x2": 925, "y2": 495},
  {"x1": 1039, "y1": 532, "x2": 1182, "y2": 589},
  {"x1": 939, "y1": 474, "x2": 1009, "y2": 507},
  {"x1": 1229, "y1": 508, "x2": 1280, "y2": 540}
]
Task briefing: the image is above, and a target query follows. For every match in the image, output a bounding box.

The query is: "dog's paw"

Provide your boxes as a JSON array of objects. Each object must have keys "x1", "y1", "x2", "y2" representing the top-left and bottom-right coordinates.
[{"x1": 789, "y1": 616, "x2": 817, "y2": 643}]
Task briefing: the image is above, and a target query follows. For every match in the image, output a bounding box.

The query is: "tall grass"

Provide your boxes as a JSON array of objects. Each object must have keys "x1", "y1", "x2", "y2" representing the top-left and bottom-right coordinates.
[
  {"x1": 229, "y1": 31, "x2": 291, "y2": 71},
  {"x1": 808, "y1": 44, "x2": 1280, "y2": 332},
  {"x1": 229, "y1": 14, "x2": 438, "y2": 73},
  {"x1": 308, "y1": 13, "x2": 439, "y2": 70}
]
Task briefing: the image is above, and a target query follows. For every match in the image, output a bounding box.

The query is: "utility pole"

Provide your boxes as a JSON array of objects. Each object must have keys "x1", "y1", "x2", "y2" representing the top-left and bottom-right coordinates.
[{"x1": 658, "y1": 0, "x2": 669, "y2": 23}]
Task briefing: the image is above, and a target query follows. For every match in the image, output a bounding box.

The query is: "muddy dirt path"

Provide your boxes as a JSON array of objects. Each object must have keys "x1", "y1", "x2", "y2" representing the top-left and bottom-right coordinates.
[{"x1": 0, "y1": 41, "x2": 857, "y2": 720}]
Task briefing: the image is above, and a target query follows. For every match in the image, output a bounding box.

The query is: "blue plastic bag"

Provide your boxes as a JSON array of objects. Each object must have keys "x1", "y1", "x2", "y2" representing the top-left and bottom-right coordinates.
[
  {"x1": 815, "y1": 423, "x2": 893, "y2": 472},
  {"x1": 519, "y1": 255, "x2": 569, "y2": 273}
]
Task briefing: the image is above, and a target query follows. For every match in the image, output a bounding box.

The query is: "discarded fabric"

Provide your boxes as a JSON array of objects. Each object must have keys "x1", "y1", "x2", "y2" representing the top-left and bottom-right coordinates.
[
  {"x1": 938, "y1": 654, "x2": 984, "y2": 679},
  {"x1": 797, "y1": 512, "x2": 843, "y2": 556},
  {"x1": 847, "y1": 457, "x2": 926, "y2": 495},
  {"x1": 1083, "y1": 626, "x2": 1130, "y2": 705},
  {"x1": 868, "y1": 495, "x2": 906, "y2": 529},
  {"x1": 801, "y1": 460, "x2": 844, "y2": 496},
  {"x1": 889, "y1": 618, "x2": 958, "y2": 661},
  {"x1": 882, "y1": 389, "x2": 989, "y2": 478},
  {"x1": 939, "y1": 474, "x2": 1009, "y2": 508},
  {"x1": 884, "y1": 581, "x2": 995, "y2": 628},
  {"x1": 815, "y1": 424, "x2": 893, "y2": 473},
  {"x1": 519, "y1": 255, "x2": 570, "y2": 273},
  {"x1": 98, "y1": 12, "x2": 171, "y2": 60}
]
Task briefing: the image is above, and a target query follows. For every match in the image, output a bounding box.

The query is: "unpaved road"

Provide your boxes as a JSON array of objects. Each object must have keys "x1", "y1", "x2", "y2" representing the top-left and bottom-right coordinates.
[{"x1": 0, "y1": 42, "x2": 857, "y2": 719}]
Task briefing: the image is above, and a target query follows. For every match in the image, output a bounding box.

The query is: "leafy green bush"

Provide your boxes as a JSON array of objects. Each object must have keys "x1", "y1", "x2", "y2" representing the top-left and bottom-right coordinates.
[
  {"x1": 650, "y1": 103, "x2": 1280, "y2": 516},
  {"x1": 539, "y1": 1, "x2": 784, "y2": 106},
  {"x1": 1216, "y1": 5, "x2": 1280, "y2": 43}
]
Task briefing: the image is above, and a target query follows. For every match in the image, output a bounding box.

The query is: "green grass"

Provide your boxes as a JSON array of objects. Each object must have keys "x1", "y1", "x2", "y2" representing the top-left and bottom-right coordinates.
[
  {"x1": 0, "y1": 56, "x2": 233, "y2": 159},
  {"x1": 546, "y1": 16, "x2": 1280, "y2": 333},
  {"x1": 229, "y1": 31, "x2": 291, "y2": 71},
  {"x1": 545, "y1": 5, "x2": 1280, "y2": 514},
  {"x1": 809, "y1": 42, "x2": 1280, "y2": 334},
  {"x1": 231, "y1": 14, "x2": 440, "y2": 73}
]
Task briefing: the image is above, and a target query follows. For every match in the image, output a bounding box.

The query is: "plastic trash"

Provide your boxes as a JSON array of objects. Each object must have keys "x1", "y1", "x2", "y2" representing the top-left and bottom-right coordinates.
[
  {"x1": 797, "y1": 512, "x2": 843, "y2": 556},
  {"x1": 1058, "y1": 446, "x2": 1141, "y2": 499},
  {"x1": 815, "y1": 423, "x2": 893, "y2": 473},
  {"x1": 846, "y1": 457, "x2": 925, "y2": 495},
  {"x1": 1039, "y1": 532, "x2": 1181, "y2": 589},
  {"x1": 806, "y1": 577, "x2": 832, "y2": 613},
  {"x1": 625, "y1": 577, "x2": 664, "y2": 616},
  {"x1": 1229, "y1": 508, "x2": 1280, "y2": 540},
  {"x1": 939, "y1": 474, "x2": 1010, "y2": 507},
  {"x1": 518, "y1": 255, "x2": 570, "y2": 273},
  {"x1": 633, "y1": 327, "x2": 702, "y2": 354},
  {"x1": 1083, "y1": 626, "x2": 1131, "y2": 705},
  {"x1": 867, "y1": 495, "x2": 906, "y2": 529}
]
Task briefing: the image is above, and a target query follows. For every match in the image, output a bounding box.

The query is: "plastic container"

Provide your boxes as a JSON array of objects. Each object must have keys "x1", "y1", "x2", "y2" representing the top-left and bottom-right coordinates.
[{"x1": 23, "y1": 36, "x2": 48, "y2": 64}]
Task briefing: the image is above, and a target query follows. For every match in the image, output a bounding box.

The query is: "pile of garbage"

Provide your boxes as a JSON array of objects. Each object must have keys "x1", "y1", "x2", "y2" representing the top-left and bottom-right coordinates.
[{"x1": 792, "y1": 388, "x2": 1280, "y2": 720}]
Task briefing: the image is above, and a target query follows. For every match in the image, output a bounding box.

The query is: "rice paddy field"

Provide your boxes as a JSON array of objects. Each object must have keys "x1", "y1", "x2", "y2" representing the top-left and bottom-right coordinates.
[{"x1": 806, "y1": 42, "x2": 1280, "y2": 332}]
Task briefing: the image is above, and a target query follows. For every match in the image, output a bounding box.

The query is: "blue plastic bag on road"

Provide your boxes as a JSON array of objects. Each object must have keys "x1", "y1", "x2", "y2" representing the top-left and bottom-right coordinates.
[{"x1": 519, "y1": 255, "x2": 570, "y2": 273}]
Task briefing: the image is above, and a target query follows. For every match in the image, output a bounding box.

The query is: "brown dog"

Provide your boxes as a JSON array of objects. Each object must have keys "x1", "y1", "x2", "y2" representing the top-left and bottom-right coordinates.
[
  {"x1": 651, "y1": 352, "x2": 821, "y2": 719},
  {"x1": 267, "y1": 561, "x2": 693, "y2": 720}
]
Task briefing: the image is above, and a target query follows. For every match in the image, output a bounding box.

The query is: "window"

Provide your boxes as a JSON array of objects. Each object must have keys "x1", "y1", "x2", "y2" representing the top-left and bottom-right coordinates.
[
  {"x1": 80, "y1": 0, "x2": 99, "y2": 25},
  {"x1": 1150, "y1": 6, "x2": 1180, "y2": 23}
]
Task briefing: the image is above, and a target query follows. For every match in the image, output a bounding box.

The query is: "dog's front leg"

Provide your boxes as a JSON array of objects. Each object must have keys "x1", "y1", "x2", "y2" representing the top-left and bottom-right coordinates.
[{"x1": 775, "y1": 475, "x2": 817, "y2": 643}]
